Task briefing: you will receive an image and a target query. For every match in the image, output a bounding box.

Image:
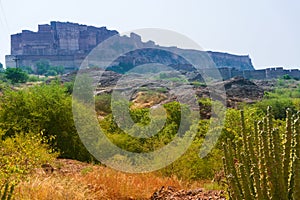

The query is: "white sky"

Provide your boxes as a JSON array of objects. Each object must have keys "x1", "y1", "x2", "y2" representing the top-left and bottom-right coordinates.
[{"x1": 0, "y1": 0, "x2": 299, "y2": 69}]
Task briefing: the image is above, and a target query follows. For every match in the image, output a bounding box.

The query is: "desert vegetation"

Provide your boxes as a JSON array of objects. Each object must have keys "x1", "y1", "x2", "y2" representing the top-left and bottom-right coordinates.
[{"x1": 0, "y1": 74, "x2": 299, "y2": 199}]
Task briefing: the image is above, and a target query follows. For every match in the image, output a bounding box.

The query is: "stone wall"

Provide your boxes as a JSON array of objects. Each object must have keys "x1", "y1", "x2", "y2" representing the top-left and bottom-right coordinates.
[{"x1": 223, "y1": 67, "x2": 300, "y2": 80}]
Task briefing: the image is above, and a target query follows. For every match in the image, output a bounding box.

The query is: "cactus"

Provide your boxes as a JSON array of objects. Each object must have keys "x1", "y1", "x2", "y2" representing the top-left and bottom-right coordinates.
[
  {"x1": 0, "y1": 181, "x2": 14, "y2": 200},
  {"x1": 293, "y1": 114, "x2": 300, "y2": 199},
  {"x1": 223, "y1": 107, "x2": 300, "y2": 200}
]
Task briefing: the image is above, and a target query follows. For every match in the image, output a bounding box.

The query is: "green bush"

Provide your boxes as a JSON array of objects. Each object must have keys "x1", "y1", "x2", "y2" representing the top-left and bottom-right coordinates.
[
  {"x1": 27, "y1": 75, "x2": 40, "y2": 82},
  {"x1": 0, "y1": 131, "x2": 57, "y2": 183},
  {"x1": 95, "y1": 94, "x2": 112, "y2": 115},
  {"x1": 254, "y1": 98, "x2": 296, "y2": 119},
  {"x1": 283, "y1": 74, "x2": 292, "y2": 80},
  {"x1": 5, "y1": 68, "x2": 29, "y2": 84},
  {"x1": 0, "y1": 82, "x2": 93, "y2": 162},
  {"x1": 45, "y1": 69, "x2": 58, "y2": 76}
]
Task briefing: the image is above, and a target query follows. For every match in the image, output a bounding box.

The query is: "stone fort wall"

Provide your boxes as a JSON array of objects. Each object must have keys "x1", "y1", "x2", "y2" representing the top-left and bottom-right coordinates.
[{"x1": 217, "y1": 67, "x2": 300, "y2": 80}]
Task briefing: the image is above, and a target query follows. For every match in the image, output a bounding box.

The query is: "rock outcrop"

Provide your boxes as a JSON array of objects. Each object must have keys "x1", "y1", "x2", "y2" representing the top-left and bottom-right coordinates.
[{"x1": 62, "y1": 68, "x2": 265, "y2": 110}]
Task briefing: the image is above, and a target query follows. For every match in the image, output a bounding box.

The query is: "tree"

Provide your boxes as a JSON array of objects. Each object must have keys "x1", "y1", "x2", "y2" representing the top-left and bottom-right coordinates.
[
  {"x1": 0, "y1": 83, "x2": 93, "y2": 161},
  {"x1": 45, "y1": 69, "x2": 57, "y2": 76},
  {"x1": 35, "y1": 60, "x2": 50, "y2": 75},
  {"x1": 50, "y1": 65, "x2": 65, "y2": 75},
  {"x1": 5, "y1": 68, "x2": 29, "y2": 84},
  {"x1": 0, "y1": 62, "x2": 4, "y2": 73},
  {"x1": 20, "y1": 65, "x2": 34, "y2": 74}
]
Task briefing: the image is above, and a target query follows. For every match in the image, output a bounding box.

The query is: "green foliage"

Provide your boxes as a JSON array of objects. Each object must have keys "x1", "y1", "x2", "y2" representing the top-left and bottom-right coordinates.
[
  {"x1": 252, "y1": 81, "x2": 300, "y2": 119},
  {"x1": 0, "y1": 130, "x2": 57, "y2": 199},
  {"x1": 98, "y1": 101, "x2": 224, "y2": 180},
  {"x1": 223, "y1": 108, "x2": 300, "y2": 200},
  {"x1": 0, "y1": 82, "x2": 92, "y2": 161},
  {"x1": 50, "y1": 65, "x2": 65, "y2": 75},
  {"x1": 73, "y1": 74, "x2": 94, "y2": 104},
  {"x1": 159, "y1": 72, "x2": 168, "y2": 79},
  {"x1": 254, "y1": 98, "x2": 296, "y2": 119},
  {"x1": 159, "y1": 124, "x2": 224, "y2": 180},
  {"x1": 99, "y1": 101, "x2": 183, "y2": 153},
  {"x1": 95, "y1": 94, "x2": 112, "y2": 115},
  {"x1": 155, "y1": 87, "x2": 168, "y2": 93},
  {"x1": 36, "y1": 60, "x2": 50, "y2": 75},
  {"x1": 0, "y1": 72, "x2": 7, "y2": 82},
  {"x1": 283, "y1": 74, "x2": 292, "y2": 80},
  {"x1": 191, "y1": 81, "x2": 207, "y2": 87},
  {"x1": 35, "y1": 60, "x2": 65, "y2": 76},
  {"x1": 45, "y1": 69, "x2": 57, "y2": 76},
  {"x1": 5, "y1": 68, "x2": 29, "y2": 84},
  {"x1": 0, "y1": 131, "x2": 57, "y2": 183},
  {"x1": 63, "y1": 81, "x2": 74, "y2": 94},
  {"x1": 19, "y1": 66, "x2": 34, "y2": 74},
  {"x1": 27, "y1": 75, "x2": 43, "y2": 82},
  {"x1": 0, "y1": 63, "x2": 4, "y2": 73}
]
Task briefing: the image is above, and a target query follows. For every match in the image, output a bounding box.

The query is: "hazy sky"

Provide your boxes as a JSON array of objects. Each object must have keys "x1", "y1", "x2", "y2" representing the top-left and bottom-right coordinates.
[{"x1": 0, "y1": 0, "x2": 299, "y2": 69}]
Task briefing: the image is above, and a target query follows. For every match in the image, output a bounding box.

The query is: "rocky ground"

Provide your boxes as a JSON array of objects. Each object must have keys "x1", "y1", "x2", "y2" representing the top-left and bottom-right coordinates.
[
  {"x1": 61, "y1": 68, "x2": 268, "y2": 110},
  {"x1": 150, "y1": 186, "x2": 226, "y2": 200}
]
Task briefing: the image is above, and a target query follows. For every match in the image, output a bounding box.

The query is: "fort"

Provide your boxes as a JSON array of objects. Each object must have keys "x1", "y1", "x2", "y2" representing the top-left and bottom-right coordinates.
[
  {"x1": 6, "y1": 21, "x2": 118, "y2": 71},
  {"x1": 5, "y1": 21, "x2": 300, "y2": 80},
  {"x1": 5, "y1": 21, "x2": 254, "y2": 72}
]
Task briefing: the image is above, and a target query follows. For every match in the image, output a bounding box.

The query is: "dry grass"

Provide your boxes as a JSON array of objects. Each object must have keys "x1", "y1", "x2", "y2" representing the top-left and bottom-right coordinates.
[
  {"x1": 131, "y1": 91, "x2": 167, "y2": 109},
  {"x1": 15, "y1": 175, "x2": 97, "y2": 200},
  {"x1": 13, "y1": 159, "x2": 211, "y2": 200}
]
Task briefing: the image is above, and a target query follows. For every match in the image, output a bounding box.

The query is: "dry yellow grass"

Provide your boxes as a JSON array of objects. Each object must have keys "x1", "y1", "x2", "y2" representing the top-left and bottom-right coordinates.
[
  {"x1": 13, "y1": 159, "x2": 210, "y2": 200},
  {"x1": 131, "y1": 91, "x2": 167, "y2": 109},
  {"x1": 15, "y1": 175, "x2": 98, "y2": 200}
]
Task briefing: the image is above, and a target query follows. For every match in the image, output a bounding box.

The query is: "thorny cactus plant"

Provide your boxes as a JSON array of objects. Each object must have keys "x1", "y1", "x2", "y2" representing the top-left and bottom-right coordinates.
[
  {"x1": 0, "y1": 181, "x2": 14, "y2": 200},
  {"x1": 223, "y1": 107, "x2": 300, "y2": 200}
]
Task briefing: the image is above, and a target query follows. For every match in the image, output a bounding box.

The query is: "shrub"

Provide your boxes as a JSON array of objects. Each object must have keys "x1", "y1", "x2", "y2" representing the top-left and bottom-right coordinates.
[
  {"x1": 5, "y1": 68, "x2": 29, "y2": 84},
  {"x1": 254, "y1": 98, "x2": 296, "y2": 119},
  {"x1": 95, "y1": 94, "x2": 112, "y2": 115},
  {"x1": 45, "y1": 70, "x2": 58, "y2": 76},
  {"x1": 0, "y1": 83, "x2": 93, "y2": 162},
  {"x1": 28, "y1": 75, "x2": 40, "y2": 82},
  {"x1": 283, "y1": 74, "x2": 292, "y2": 80},
  {"x1": 0, "y1": 131, "x2": 57, "y2": 184}
]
